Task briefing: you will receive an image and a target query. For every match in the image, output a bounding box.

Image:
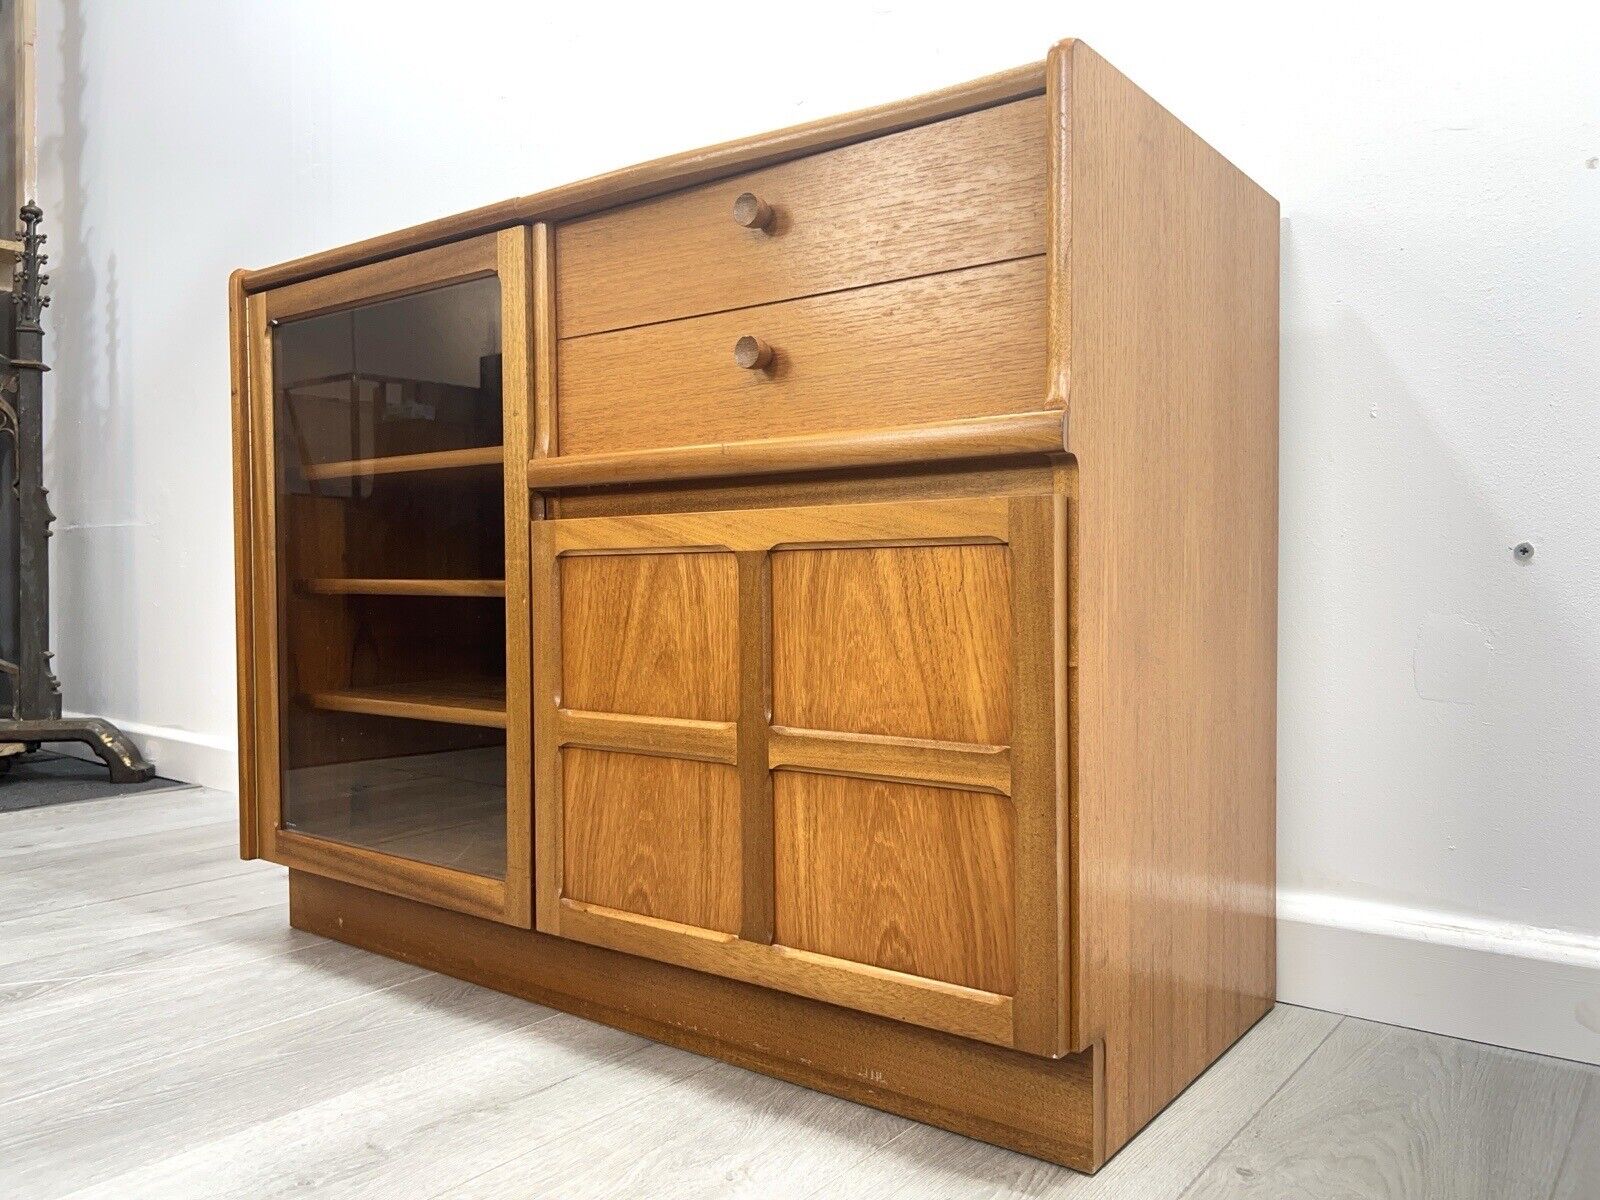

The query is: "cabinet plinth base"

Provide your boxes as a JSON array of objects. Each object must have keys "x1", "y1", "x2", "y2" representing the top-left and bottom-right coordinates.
[{"x1": 289, "y1": 870, "x2": 1102, "y2": 1171}]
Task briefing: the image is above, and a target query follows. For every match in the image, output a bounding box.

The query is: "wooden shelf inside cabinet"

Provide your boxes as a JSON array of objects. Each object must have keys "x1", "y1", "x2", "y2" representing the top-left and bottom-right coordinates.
[
  {"x1": 300, "y1": 679, "x2": 507, "y2": 728},
  {"x1": 298, "y1": 578, "x2": 507, "y2": 599},
  {"x1": 301, "y1": 445, "x2": 503, "y2": 482}
]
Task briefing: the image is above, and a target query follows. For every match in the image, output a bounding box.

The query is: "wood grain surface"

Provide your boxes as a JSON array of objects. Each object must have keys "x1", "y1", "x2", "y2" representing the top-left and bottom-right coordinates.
[
  {"x1": 525, "y1": 409, "x2": 1067, "y2": 491},
  {"x1": 771, "y1": 543, "x2": 1012, "y2": 745},
  {"x1": 228, "y1": 269, "x2": 259, "y2": 858},
  {"x1": 532, "y1": 493, "x2": 1061, "y2": 1050},
  {"x1": 299, "y1": 445, "x2": 503, "y2": 482},
  {"x1": 774, "y1": 772, "x2": 1016, "y2": 994},
  {"x1": 262, "y1": 233, "x2": 498, "y2": 324},
  {"x1": 1055, "y1": 40, "x2": 1281, "y2": 1156},
  {"x1": 558, "y1": 551, "x2": 739, "y2": 721},
  {"x1": 556, "y1": 96, "x2": 1047, "y2": 337},
  {"x1": 555, "y1": 256, "x2": 1046, "y2": 455},
  {"x1": 300, "y1": 678, "x2": 507, "y2": 727},
  {"x1": 298, "y1": 577, "x2": 506, "y2": 598},
  {"x1": 290, "y1": 868, "x2": 1098, "y2": 1171},
  {"x1": 561, "y1": 748, "x2": 742, "y2": 934}
]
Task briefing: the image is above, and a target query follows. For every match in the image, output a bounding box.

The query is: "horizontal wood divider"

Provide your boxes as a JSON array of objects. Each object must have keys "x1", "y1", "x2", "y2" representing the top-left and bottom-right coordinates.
[
  {"x1": 275, "y1": 831, "x2": 510, "y2": 923},
  {"x1": 554, "y1": 709, "x2": 738, "y2": 764},
  {"x1": 303, "y1": 445, "x2": 503, "y2": 482},
  {"x1": 768, "y1": 726, "x2": 1013, "y2": 796},
  {"x1": 558, "y1": 897, "x2": 1014, "y2": 1047},
  {"x1": 302, "y1": 682, "x2": 507, "y2": 728},
  {"x1": 299, "y1": 578, "x2": 506, "y2": 598},
  {"x1": 526, "y1": 410, "x2": 1067, "y2": 490}
]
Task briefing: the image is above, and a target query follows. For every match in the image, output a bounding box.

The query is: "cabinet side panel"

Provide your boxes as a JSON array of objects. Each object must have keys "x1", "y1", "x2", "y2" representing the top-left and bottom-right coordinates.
[{"x1": 1060, "y1": 42, "x2": 1279, "y2": 1154}]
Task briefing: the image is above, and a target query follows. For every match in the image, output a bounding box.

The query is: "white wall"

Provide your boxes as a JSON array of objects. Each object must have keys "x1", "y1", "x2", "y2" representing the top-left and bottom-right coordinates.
[{"x1": 33, "y1": 1, "x2": 1600, "y2": 1060}]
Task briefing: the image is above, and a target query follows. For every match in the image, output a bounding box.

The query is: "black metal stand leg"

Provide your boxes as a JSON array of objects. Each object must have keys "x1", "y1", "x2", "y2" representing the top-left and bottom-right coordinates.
[
  {"x1": 0, "y1": 204, "x2": 155, "y2": 787},
  {"x1": 0, "y1": 718, "x2": 155, "y2": 783}
]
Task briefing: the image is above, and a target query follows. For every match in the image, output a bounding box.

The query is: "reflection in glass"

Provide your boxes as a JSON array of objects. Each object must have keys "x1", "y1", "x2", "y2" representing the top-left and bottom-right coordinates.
[{"x1": 271, "y1": 276, "x2": 508, "y2": 876}]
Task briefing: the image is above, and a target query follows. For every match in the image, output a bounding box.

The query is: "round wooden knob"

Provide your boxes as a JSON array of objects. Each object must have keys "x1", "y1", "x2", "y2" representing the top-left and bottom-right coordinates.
[
  {"x1": 732, "y1": 192, "x2": 775, "y2": 231},
  {"x1": 733, "y1": 335, "x2": 774, "y2": 370}
]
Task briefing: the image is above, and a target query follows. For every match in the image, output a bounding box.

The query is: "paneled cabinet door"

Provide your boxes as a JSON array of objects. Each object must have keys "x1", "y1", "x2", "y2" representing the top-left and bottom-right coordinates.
[{"x1": 531, "y1": 494, "x2": 1069, "y2": 1054}]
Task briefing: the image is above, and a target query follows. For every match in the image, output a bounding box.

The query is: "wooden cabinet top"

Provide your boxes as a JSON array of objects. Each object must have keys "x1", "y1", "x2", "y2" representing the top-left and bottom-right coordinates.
[{"x1": 234, "y1": 40, "x2": 1271, "y2": 296}]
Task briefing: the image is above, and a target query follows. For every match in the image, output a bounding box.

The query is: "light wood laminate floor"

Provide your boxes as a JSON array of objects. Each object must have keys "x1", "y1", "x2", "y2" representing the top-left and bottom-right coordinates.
[{"x1": 2, "y1": 786, "x2": 1595, "y2": 1198}]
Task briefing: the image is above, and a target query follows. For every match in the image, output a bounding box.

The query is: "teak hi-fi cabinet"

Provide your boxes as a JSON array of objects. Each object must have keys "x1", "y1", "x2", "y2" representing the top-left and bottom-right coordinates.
[{"x1": 230, "y1": 40, "x2": 1278, "y2": 1172}]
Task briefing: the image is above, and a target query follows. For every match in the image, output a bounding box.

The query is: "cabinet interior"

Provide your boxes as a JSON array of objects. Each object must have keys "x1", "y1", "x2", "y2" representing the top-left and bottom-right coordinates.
[{"x1": 269, "y1": 273, "x2": 510, "y2": 878}]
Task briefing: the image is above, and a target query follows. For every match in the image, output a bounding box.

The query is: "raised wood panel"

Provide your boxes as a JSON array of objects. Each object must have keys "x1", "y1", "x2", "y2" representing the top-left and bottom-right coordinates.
[
  {"x1": 556, "y1": 256, "x2": 1046, "y2": 456},
  {"x1": 561, "y1": 748, "x2": 742, "y2": 935},
  {"x1": 559, "y1": 551, "x2": 738, "y2": 721},
  {"x1": 771, "y1": 543, "x2": 1012, "y2": 744},
  {"x1": 775, "y1": 772, "x2": 1017, "y2": 995},
  {"x1": 556, "y1": 97, "x2": 1047, "y2": 337}
]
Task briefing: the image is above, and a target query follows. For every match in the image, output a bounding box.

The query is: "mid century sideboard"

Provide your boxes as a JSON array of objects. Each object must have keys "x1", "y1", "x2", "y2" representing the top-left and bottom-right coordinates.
[{"x1": 229, "y1": 39, "x2": 1278, "y2": 1172}]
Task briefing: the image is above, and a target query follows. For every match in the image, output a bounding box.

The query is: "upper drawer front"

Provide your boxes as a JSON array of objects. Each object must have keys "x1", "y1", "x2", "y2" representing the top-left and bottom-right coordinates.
[
  {"x1": 555, "y1": 96, "x2": 1047, "y2": 339},
  {"x1": 557, "y1": 255, "x2": 1046, "y2": 456}
]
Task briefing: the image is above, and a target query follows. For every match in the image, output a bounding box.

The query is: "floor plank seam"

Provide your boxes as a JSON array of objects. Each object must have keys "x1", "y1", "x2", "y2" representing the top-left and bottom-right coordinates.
[
  {"x1": 1170, "y1": 1014, "x2": 1347, "y2": 1199},
  {"x1": 417, "y1": 1053, "x2": 725, "y2": 1199},
  {"x1": 801, "y1": 1122, "x2": 919, "y2": 1199},
  {"x1": 2, "y1": 821, "x2": 248, "y2": 876},
  {"x1": 0, "y1": 862, "x2": 283, "y2": 927},
  {"x1": 1, "y1": 907, "x2": 321, "y2": 988},
  {"x1": 1543, "y1": 1073, "x2": 1595, "y2": 1200},
  {"x1": 0, "y1": 959, "x2": 435, "y2": 1114}
]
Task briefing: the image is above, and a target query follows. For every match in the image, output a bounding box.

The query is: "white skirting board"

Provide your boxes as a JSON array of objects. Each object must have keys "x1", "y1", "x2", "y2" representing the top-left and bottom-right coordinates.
[
  {"x1": 51, "y1": 711, "x2": 238, "y2": 793},
  {"x1": 1279, "y1": 890, "x2": 1600, "y2": 1066}
]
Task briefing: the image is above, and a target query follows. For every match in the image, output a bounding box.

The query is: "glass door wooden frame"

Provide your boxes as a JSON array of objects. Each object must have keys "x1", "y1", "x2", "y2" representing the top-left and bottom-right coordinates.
[{"x1": 238, "y1": 228, "x2": 534, "y2": 926}]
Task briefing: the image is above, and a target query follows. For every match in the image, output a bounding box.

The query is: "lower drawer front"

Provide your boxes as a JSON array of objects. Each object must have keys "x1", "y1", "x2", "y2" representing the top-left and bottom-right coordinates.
[
  {"x1": 531, "y1": 494, "x2": 1067, "y2": 1054},
  {"x1": 554, "y1": 256, "x2": 1047, "y2": 456}
]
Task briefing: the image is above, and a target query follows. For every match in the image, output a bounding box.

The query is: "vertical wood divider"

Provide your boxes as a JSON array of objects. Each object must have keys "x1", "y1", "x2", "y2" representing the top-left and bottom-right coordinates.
[
  {"x1": 529, "y1": 221, "x2": 560, "y2": 927},
  {"x1": 246, "y1": 293, "x2": 286, "y2": 855},
  {"x1": 530, "y1": 222, "x2": 559, "y2": 517},
  {"x1": 531, "y1": 525, "x2": 563, "y2": 933},
  {"x1": 737, "y1": 550, "x2": 775, "y2": 944},
  {"x1": 1008, "y1": 494, "x2": 1069, "y2": 1055},
  {"x1": 230, "y1": 270, "x2": 260, "y2": 858},
  {"x1": 498, "y1": 226, "x2": 535, "y2": 927}
]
